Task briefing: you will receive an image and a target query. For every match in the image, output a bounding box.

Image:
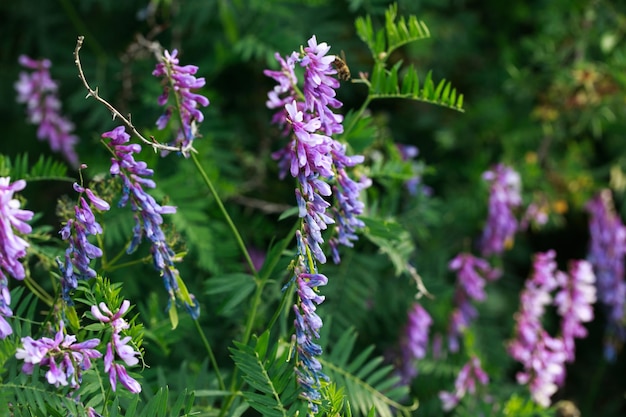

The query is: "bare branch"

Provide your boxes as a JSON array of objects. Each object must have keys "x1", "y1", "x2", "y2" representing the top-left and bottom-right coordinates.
[{"x1": 74, "y1": 35, "x2": 182, "y2": 153}]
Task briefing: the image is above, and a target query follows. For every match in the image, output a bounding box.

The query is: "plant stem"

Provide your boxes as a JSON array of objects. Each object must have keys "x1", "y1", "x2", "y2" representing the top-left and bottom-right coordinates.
[
  {"x1": 194, "y1": 319, "x2": 226, "y2": 391},
  {"x1": 190, "y1": 153, "x2": 258, "y2": 278}
]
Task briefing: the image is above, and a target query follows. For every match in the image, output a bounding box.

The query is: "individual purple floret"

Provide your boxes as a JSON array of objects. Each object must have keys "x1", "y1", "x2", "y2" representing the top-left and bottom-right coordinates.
[
  {"x1": 102, "y1": 126, "x2": 199, "y2": 318},
  {"x1": 447, "y1": 253, "x2": 501, "y2": 352},
  {"x1": 15, "y1": 321, "x2": 102, "y2": 388},
  {"x1": 479, "y1": 164, "x2": 522, "y2": 256},
  {"x1": 0, "y1": 177, "x2": 34, "y2": 338},
  {"x1": 57, "y1": 182, "x2": 110, "y2": 302},
  {"x1": 15, "y1": 55, "x2": 79, "y2": 167},
  {"x1": 395, "y1": 302, "x2": 433, "y2": 384},
  {"x1": 153, "y1": 49, "x2": 210, "y2": 155},
  {"x1": 585, "y1": 190, "x2": 626, "y2": 359},
  {"x1": 554, "y1": 260, "x2": 596, "y2": 361},
  {"x1": 439, "y1": 356, "x2": 489, "y2": 411},
  {"x1": 91, "y1": 299, "x2": 141, "y2": 393}
]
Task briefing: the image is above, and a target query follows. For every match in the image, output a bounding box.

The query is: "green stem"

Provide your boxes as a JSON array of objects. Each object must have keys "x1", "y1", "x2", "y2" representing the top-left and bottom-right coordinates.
[
  {"x1": 194, "y1": 319, "x2": 226, "y2": 391},
  {"x1": 340, "y1": 96, "x2": 371, "y2": 142},
  {"x1": 191, "y1": 153, "x2": 258, "y2": 278}
]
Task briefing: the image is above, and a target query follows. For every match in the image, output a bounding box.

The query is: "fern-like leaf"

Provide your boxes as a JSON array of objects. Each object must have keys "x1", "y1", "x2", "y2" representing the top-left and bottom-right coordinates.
[
  {"x1": 0, "y1": 153, "x2": 72, "y2": 183},
  {"x1": 322, "y1": 329, "x2": 417, "y2": 417},
  {"x1": 230, "y1": 332, "x2": 305, "y2": 417},
  {"x1": 355, "y1": 3, "x2": 430, "y2": 59},
  {"x1": 370, "y1": 64, "x2": 464, "y2": 111}
]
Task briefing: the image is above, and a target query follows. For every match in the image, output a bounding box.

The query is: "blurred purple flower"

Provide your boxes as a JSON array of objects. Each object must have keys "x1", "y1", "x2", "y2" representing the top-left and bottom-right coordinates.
[
  {"x1": 507, "y1": 250, "x2": 590, "y2": 407},
  {"x1": 447, "y1": 253, "x2": 501, "y2": 352},
  {"x1": 15, "y1": 55, "x2": 79, "y2": 167},
  {"x1": 153, "y1": 49, "x2": 209, "y2": 155},
  {"x1": 555, "y1": 260, "x2": 596, "y2": 361},
  {"x1": 102, "y1": 126, "x2": 199, "y2": 318},
  {"x1": 92, "y1": 300, "x2": 141, "y2": 393},
  {"x1": 396, "y1": 303, "x2": 432, "y2": 384},
  {"x1": 57, "y1": 182, "x2": 110, "y2": 302},
  {"x1": 439, "y1": 356, "x2": 489, "y2": 411},
  {"x1": 396, "y1": 144, "x2": 431, "y2": 196},
  {"x1": 15, "y1": 322, "x2": 101, "y2": 388},
  {"x1": 585, "y1": 190, "x2": 626, "y2": 359},
  {"x1": 480, "y1": 164, "x2": 521, "y2": 256}
]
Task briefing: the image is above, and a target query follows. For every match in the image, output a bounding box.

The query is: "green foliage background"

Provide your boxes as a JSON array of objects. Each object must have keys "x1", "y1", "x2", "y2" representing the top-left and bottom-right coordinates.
[{"x1": 1, "y1": 0, "x2": 626, "y2": 416}]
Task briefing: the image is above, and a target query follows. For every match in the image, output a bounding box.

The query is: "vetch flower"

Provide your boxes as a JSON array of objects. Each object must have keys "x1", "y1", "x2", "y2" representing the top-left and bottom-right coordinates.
[
  {"x1": 15, "y1": 55, "x2": 79, "y2": 166},
  {"x1": 57, "y1": 182, "x2": 110, "y2": 302},
  {"x1": 92, "y1": 299, "x2": 142, "y2": 393},
  {"x1": 447, "y1": 253, "x2": 501, "y2": 352},
  {"x1": 480, "y1": 164, "x2": 522, "y2": 256},
  {"x1": 554, "y1": 260, "x2": 596, "y2": 361},
  {"x1": 396, "y1": 303, "x2": 433, "y2": 384},
  {"x1": 153, "y1": 49, "x2": 210, "y2": 155},
  {"x1": 102, "y1": 126, "x2": 199, "y2": 318},
  {"x1": 438, "y1": 356, "x2": 489, "y2": 411},
  {"x1": 267, "y1": 36, "x2": 370, "y2": 412},
  {"x1": 15, "y1": 321, "x2": 101, "y2": 388},
  {"x1": 0, "y1": 177, "x2": 34, "y2": 338},
  {"x1": 585, "y1": 190, "x2": 626, "y2": 360}
]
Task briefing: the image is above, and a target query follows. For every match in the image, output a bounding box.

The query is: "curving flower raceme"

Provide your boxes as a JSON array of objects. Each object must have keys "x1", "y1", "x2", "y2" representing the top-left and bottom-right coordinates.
[
  {"x1": 57, "y1": 182, "x2": 110, "y2": 302},
  {"x1": 153, "y1": 49, "x2": 210, "y2": 155},
  {"x1": 508, "y1": 250, "x2": 596, "y2": 407},
  {"x1": 15, "y1": 55, "x2": 79, "y2": 167},
  {"x1": 0, "y1": 177, "x2": 34, "y2": 338},
  {"x1": 480, "y1": 164, "x2": 522, "y2": 256},
  {"x1": 15, "y1": 321, "x2": 101, "y2": 388},
  {"x1": 102, "y1": 126, "x2": 199, "y2": 318}
]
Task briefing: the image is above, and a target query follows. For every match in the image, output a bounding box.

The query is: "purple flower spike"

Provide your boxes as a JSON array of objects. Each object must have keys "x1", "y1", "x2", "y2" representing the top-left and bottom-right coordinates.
[
  {"x1": 15, "y1": 55, "x2": 79, "y2": 167},
  {"x1": 153, "y1": 49, "x2": 210, "y2": 155},
  {"x1": 0, "y1": 177, "x2": 34, "y2": 339},
  {"x1": 395, "y1": 303, "x2": 433, "y2": 384},
  {"x1": 57, "y1": 184, "x2": 109, "y2": 302},
  {"x1": 102, "y1": 126, "x2": 199, "y2": 318},
  {"x1": 480, "y1": 164, "x2": 522, "y2": 256},
  {"x1": 585, "y1": 190, "x2": 626, "y2": 359}
]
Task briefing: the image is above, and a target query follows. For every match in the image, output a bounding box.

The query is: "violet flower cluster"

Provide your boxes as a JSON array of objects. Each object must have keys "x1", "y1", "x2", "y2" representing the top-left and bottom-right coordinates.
[
  {"x1": 0, "y1": 177, "x2": 34, "y2": 338},
  {"x1": 91, "y1": 299, "x2": 142, "y2": 393},
  {"x1": 102, "y1": 126, "x2": 199, "y2": 318},
  {"x1": 395, "y1": 302, "x2": 433, "y2": 384},
  {"x1": 585, "y1": 190, "x2": 626, "y2": 359},
  {"x1": 508, "y1": 250, "x2": 596, "y2": 407},
  {"x1": 153, "y1": 49, "x2": 210, "y2": 156},
  {"x1": 447, "y1": 253, "x2": 501, "y2": 352},
  {"x1": 57, "y1": 182, "x2": 110, "y2": 302},
  {"x1": 438, "y1": 356, "x2": 489, "y2": 411},
  {"x1": 265, "y1": 36, "x2": 369, "y2": 409},
  {"x1": 15, "y1": 322, "x2": 101, "y2": 388},
  {"x1": 15, "y1": 55, "x2": 79, "y2": 167},
  {"x1": 265, "y1": 35, "x2": 371, "y2": 265},
  {"x1": 479, "y1": 164, "x2": 522, "y2": 256},
  {"x1": 396, "y1": 144, "x2": 431, "y2": 197}
]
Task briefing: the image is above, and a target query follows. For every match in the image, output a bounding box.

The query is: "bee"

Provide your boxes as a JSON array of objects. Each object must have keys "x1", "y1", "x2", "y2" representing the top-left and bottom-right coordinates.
[{"x1": 333, "y1": 51, "x2": 351, "y2": 81}]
